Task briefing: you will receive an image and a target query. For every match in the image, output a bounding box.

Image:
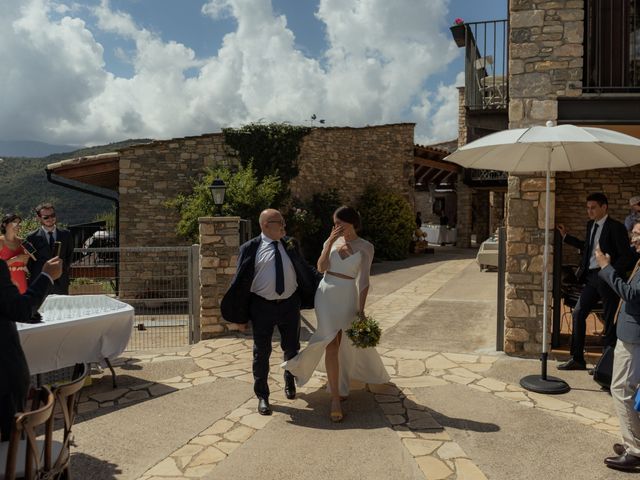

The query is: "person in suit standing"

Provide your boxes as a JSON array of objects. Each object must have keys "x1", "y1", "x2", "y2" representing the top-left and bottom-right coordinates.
[
  {"x1": 557, "y1": 192, "x2": 635, "y2": 370},
  {"x1": 596, "y1": 221, "x2": 640, "y2": 471},
  {"x1": 0, "y1": 256, "x2": 62, "y2": 441},
  {"x1": 221, "y1": 209, "x2": 319, "y2": 415},
  {"x1": 26, "y1": 203, "x2": 74, "y2": 295}
]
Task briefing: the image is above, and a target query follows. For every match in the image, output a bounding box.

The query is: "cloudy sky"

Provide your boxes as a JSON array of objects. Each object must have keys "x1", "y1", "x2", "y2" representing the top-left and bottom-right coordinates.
[{"x1": 0, "y1": 0, "x2": 506, "y2": 147}]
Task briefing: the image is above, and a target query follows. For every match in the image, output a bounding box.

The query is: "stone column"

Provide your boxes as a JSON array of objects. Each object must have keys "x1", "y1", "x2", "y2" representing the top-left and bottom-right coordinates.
[
  {"x1": 473, "y1": 190, "x2": 491, "y2": 243},
  {"x1": 490, "y1": 191, "x2": 505, "y2": 233},
  {"x1": 198, "y1": 216, "x2": 242, "y2": 338},
  {"x1": 504, "y1": 0, "x2": 583, "y2": 355},
  {"x1": 456, "y1": 179, "x2": 473, "y2": 248}
]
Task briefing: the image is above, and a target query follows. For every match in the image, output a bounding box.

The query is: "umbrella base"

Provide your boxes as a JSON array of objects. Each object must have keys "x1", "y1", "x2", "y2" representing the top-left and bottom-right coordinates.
[{"x1": 520, "y1": 374, "x2": 570, "y2": 394}]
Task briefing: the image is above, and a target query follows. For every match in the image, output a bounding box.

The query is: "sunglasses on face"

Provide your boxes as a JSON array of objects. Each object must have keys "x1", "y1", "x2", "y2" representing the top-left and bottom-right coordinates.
[{"x1": 40, "y1": 214, "x2": 56, "y2": 220}]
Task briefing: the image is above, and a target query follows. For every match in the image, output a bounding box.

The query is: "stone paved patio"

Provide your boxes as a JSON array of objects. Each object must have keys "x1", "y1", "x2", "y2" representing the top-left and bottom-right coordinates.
[{"x1": 69, "y1": 255, "x2": 621, "y2": 479}]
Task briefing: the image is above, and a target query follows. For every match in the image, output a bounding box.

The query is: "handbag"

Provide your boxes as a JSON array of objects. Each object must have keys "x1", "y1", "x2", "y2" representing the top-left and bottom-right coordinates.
[{"x1": 593, "y1": 345, "x2": 614, "y2": 389}]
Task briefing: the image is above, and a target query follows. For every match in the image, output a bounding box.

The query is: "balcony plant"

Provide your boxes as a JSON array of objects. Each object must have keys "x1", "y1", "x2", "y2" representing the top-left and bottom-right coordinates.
[{"x1": 450, "y1": 18, "x2": 467, "y2": 47}]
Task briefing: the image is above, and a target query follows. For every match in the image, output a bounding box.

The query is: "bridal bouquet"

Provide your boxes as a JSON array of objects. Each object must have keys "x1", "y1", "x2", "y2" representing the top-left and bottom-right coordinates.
[{"x1": 346, "y1": 313, "x2": 381, "y2": 348}]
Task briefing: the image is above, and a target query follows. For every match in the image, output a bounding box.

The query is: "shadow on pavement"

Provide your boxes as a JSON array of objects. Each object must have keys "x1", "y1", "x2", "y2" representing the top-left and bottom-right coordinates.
[
  {"x1": 70, "y1": 452, "x2": 122, "y2": 480},
  {"x1": 276, "y1": 389, "x2": 390, "y2": 430},
  {"x1": 402, "y1": 396, "x2": 500, "y2": 433}
]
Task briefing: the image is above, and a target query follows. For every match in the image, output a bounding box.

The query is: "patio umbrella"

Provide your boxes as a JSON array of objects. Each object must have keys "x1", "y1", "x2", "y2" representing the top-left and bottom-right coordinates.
[{"x1": 445, "y1": 121, "x2": 640, "y2": 394}]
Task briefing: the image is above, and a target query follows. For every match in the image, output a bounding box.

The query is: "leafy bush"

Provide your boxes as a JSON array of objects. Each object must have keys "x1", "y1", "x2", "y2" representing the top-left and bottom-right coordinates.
[
  {"x1": 167, "y1": 164, "x2": 282, "y2": 242},
  {"x1": 285, "y1": 189, "x2": 342, "y2": 262},
  {"x1": 358, "y1": 186, "x2": 415, "y2": 260}
]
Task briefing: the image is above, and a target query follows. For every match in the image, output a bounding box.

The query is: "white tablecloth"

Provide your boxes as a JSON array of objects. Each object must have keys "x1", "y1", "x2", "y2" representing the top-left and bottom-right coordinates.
[
  {"x1": 18, "y1": 295, "x2": 134, "y2": 375},
  {"x1": 421, "y1": 225, "x2": 457, "y2": 245}
]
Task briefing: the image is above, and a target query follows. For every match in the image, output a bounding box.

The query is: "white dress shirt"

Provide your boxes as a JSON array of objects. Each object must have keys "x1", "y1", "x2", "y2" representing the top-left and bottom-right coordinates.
[
  {"x1": 589, "y1": 215, "x2": 608, "y2": 269},
  {"x1": 42, "y1": 226, "x2": 57, "y2": 241},
  {"x1": 251, "y1": 233, "x2": 298, "y2": 300}
]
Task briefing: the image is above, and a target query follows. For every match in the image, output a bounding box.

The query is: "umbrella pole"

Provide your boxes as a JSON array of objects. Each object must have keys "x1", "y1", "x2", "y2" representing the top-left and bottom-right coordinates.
[{"x1": 520, "y1": 150, "x2": 570, "y2": 394}]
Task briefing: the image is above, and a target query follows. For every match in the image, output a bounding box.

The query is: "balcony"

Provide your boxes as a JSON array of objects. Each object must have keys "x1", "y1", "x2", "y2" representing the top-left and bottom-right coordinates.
[
  {"x1": 584, "y1": 0, "x2": 640, "y2": 93},
  {"x1": 451, "y1": 20, "x2": 509, "y2": 110}
]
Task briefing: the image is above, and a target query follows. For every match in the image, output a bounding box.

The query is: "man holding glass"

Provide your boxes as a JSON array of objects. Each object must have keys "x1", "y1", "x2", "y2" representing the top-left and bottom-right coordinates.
[{"x1": 27, "y1": 203, "x2": 74, "y2": 294}]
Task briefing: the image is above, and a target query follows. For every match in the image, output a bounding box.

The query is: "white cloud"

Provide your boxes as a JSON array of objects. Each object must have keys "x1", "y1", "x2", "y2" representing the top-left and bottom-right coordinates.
[{"x1": 0, "y1": 0, "x2": 464, "y2": 146}]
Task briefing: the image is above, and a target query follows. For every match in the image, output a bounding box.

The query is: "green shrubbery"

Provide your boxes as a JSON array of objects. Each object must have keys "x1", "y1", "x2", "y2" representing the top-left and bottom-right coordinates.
[
  {"x1": 358, "y1": 186, "x2": 415, "y2": 260},
  {"x1": 167, "y1": 164, "x2": 281, "y2": 242},
  {"x1": 285, "y1": 189, "x2": 342, "y2": 262}
]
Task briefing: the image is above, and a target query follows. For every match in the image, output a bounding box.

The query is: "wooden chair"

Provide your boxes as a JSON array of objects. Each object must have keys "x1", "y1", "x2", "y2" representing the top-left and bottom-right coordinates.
[
  {"x1": 47, "y1": 363, "x2": 88, "y2": 480},
  {"x1": 0, "y1": 386, "x2": 55, "y2": 480}
]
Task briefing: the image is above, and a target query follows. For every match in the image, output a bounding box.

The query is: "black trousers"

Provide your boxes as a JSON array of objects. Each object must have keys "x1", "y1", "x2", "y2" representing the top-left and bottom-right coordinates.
[
  {"x1": 570, "y1": 270, "x2": 619, "y2": 363},
  {"x1": 0, "y1": 366, "x2": 30, "y2": 441},
  {"x1": 249, "y1": 293, "x2": 301, "y2": 399}
]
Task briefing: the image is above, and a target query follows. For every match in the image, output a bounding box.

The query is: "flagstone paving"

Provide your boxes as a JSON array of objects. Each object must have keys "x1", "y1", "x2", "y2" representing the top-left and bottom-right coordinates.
[
  {"x1": 69, "y1": 256, "x2": 620, "y2": 479},
  {"x1": 73, "y1": 333, "x2": 619, "y2": 480}
]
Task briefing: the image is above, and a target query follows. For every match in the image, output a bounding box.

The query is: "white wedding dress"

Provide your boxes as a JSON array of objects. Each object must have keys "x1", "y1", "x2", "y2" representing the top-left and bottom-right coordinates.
[{"x1": 283, "y1": 237, "x2": 390, "y2": 396}]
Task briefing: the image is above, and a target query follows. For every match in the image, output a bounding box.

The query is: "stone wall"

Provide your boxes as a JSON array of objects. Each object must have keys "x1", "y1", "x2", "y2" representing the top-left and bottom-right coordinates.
[
  {"x1": 505, "y1": 0, "x2": 585, "y2": 354},
  {"x1": 198, "y1": 217, "x2": 243, "y2": 337},
  {"x1": 290, "y1": 124, "x2": 415, "y2": 206},
  {"x1": 556, "y1": 167, "x2": 640, "y2": 265}
]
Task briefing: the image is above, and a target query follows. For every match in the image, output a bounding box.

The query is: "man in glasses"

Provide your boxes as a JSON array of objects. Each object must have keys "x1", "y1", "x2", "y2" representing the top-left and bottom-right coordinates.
[
  {"x1": 26, "y1": 203, "x2": 74, "y2": 294},
  {"x1": 221, "y1": 209, "x2": 320, "y2": 415}
]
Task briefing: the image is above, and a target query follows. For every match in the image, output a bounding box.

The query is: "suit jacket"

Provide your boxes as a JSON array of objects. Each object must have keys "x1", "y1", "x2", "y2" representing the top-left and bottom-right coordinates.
[
  {"x1": 0, "y1": 260, "x2": 52, "y2": 397},
  {"x1": 599, "y1": 263, "x2": 640, "y2": 344},
  {"x1": 26, "y1": 227, "x2": 74, "y2": 294},
  {"x1": 221, "y1": 236, "x2": 321, "y2": 324},
  {"x1": 564, "y1": 217, "x2": 635, "y2": 282}
]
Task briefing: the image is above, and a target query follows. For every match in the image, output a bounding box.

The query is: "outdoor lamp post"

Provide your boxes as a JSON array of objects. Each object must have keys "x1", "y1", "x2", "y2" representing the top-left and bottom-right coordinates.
[{"x1": 209, "y1": 178, "x2": 226, "y2": 215}]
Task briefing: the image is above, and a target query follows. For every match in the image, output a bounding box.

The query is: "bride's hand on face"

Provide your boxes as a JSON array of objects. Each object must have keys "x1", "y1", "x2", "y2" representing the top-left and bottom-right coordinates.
[{"x1": 327, "y1": 225, "x2": 343, "y2": 245}]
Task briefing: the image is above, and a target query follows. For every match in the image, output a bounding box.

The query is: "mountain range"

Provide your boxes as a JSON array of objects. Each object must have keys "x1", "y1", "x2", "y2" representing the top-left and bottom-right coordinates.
[
  {"x1": 0, "y1": 139, "x2": 151, "y2": 226},
  {"x1": 0, "y1": 140, "x2": 79, "y2": 158}
]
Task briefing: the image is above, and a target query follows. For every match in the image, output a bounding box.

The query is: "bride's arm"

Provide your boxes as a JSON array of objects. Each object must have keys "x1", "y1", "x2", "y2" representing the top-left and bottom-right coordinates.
[
  {"x1": 317, "y1": 225, "x2": 342, "y2": 272},
  {"x1": 357, "y1": 242, "x2": 374, "y2": 314}
]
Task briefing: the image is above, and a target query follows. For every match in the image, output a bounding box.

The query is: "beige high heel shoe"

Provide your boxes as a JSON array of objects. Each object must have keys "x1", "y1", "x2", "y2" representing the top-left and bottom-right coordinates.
[{"x1": 330, "y1": 399, "x2": 343, "y2": 422}]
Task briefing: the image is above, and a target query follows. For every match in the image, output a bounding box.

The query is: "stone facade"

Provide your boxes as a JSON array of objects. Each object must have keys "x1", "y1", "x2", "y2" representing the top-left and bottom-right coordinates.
[
  {"x1": 115, "y1": 124, "x2": 416, "y2": 336},
  {"x1": 118, "y1": 123, "x2": 416, "y2": 250},
  {"x1": 505, "y1": 0, "x2": 584, "y2": 354},
  {"x1": 198, "y1": 217, "x2": 243, "y2": 337},
  {"x1": 290, "y1": 123, "x2": 415, "y2": 205}
]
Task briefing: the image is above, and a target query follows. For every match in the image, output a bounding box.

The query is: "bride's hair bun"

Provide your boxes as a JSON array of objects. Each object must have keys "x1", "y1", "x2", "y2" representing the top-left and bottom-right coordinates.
[{"x1": 334, "y1": 206, "x2": 361, "y2": 230}]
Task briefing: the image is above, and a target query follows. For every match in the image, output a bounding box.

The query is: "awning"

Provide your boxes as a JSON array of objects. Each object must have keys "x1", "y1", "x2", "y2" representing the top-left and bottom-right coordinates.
[{"x1": 46, "y1": 152, "x2": 120, "y2": 191}]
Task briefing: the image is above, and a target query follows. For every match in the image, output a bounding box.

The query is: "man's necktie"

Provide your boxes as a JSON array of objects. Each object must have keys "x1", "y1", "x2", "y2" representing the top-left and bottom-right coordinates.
[
  {"x1": 587, "y1": 223, "x2": 599, "y2": 266},
  {"x1": 273, "y1": 241, "x2": 284, "y2": 295},
  {"x1": 48, "y1": 231, "x2": 55, "y2": 253}
]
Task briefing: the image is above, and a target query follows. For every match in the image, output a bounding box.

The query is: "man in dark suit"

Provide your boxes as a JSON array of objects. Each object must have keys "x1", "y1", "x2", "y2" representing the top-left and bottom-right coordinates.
[
  {"x1": 27, "y1": 203, "x2": 74, "y2": 294},
  {"x1": 596, "y1": 221, "x2": 640, "y2": 471},
  {"x1": 0, "y1": 256, "x2": 62, "y2": 440},
  {"x1": 221, "y1": 209, "x2": 319, "y2": 415},
  {"x1": 557, "y1": 192, "x2": 635, "y2": 370}
]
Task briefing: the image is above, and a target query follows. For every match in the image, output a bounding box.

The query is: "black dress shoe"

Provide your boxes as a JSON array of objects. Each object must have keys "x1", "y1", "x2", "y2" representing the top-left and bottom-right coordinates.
[
  {"x1": 614, "y1": 443, "x2": 626, "y2": 455},
  {"x1": 557, "y1": 359, "x2": 587, "y2": 371},
  {"x1": 284, "y1": 372, "x2": 296, "y2": 400},
  {"x1": 605, "y1": 452, "x2": 640, "y2": 471},
  {"x1": 258, "y1": 397, "x2": 272, "y2": 416}
]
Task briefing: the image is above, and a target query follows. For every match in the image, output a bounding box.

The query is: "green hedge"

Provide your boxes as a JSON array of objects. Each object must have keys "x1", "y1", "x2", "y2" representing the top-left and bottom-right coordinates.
[{"x1": 358, "y1": 186, "x2": 415, "y2": 260}]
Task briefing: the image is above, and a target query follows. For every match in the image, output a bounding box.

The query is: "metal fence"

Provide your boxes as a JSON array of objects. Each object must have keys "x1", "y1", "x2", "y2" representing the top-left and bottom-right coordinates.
[
  {"x1": 69, "y1": 245, "x2": 199, "y2": 352},
  {"x1": 584, "y1": 0, "x2": 640, "y2": 92},
  {"x1": 462, "y1": 19, "x2": 509, "y2": 110}
]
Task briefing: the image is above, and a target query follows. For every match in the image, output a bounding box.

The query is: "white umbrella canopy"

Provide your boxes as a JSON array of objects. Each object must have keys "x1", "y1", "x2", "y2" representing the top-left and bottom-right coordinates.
[
  {"x1": 449, "y1": 123, "x2": 640, "y2": 172},
  {"x1": 445, "y1": 121, "x2": 640, "y2": 394}
]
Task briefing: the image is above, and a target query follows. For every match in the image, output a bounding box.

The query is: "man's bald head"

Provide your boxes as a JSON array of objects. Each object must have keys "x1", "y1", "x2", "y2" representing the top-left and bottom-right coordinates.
[{"x1": 259, "y1": 209, "x2": 286, "y2": 240}]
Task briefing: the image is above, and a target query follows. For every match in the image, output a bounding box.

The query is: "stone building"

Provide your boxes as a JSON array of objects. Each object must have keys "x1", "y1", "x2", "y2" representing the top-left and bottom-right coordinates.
[
  {"x1": 45, "y1": 124, "x2": 417, "y2": 310},
  {"x1": 456, "y1": 0, "x2": 640, "y2": 355}
]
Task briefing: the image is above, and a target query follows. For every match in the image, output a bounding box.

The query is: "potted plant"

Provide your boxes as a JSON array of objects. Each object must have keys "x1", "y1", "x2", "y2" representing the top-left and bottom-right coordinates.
[{"x1": 450, "y1": 18, "x2": 467, "y2": 47}]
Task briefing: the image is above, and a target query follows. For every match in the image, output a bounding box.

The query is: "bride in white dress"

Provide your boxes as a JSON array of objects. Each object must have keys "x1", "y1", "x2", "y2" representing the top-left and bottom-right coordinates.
[{"x1": 283, "y1": 206, "x2": 389, "y2": 421}]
